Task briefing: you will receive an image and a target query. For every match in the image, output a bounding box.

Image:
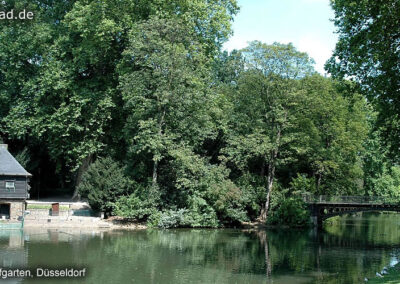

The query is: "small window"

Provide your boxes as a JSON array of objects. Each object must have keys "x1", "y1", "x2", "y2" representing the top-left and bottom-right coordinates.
[{"x1": 5, "y1": 181, "x2": 15, "y2": 192}]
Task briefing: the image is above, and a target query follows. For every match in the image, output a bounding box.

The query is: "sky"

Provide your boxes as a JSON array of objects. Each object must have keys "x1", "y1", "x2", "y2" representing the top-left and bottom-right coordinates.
[{"x1": 223, "y1": 0, "x2": 338, "y2": 75}]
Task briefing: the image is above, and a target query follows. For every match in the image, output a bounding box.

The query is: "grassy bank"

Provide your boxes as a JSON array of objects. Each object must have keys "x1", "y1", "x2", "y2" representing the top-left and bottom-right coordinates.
[{"x1": 26, "y1": 204, "x2": 69, "y2": 210}]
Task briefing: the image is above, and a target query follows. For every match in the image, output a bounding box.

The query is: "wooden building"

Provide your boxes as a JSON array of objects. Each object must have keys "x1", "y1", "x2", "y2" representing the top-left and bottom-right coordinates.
[{"x1": 0, "y1": 144, "x2": 31, "y2": 221}]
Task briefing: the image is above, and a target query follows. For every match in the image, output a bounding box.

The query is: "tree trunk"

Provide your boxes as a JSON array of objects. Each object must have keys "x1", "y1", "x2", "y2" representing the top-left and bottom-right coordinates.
[
  {"x1": 259, "y1": 121, "x2": 282, "y2": 221},
  {"x1": 151, "y1": 108, "x2": 166, "y2": 195},
  {"x1": 72, "y1": 154, "x2": 93, "y2": 201},
  {"x1": 260, "y1": 161, "x2": 275, "y2": 220},
  {"x1": 152, "y1": 159, "x2": 158, "y2": 190},
  {"x1": 316, "y1": 172, "x2": 322, "y2": 194}
]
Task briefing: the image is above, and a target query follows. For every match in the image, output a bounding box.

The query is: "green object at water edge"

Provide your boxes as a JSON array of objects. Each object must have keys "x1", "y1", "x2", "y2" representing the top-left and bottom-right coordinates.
[{"x1": 367, "y1": 263, "x2": 400, "y2": 283}]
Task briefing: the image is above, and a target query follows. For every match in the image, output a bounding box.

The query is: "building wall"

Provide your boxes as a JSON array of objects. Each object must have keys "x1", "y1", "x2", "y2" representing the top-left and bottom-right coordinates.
[
  {"x1": 0, "y1": 200, "x2": 25, "y2": 221},
  {"x1": 0, "y1": 176, "x2": 28, "y2": 199}
]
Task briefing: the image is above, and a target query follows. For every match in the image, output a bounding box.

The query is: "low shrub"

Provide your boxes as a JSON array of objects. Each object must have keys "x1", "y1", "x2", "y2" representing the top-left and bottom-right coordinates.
[
  {"x1": 78, "y1": 157, "x2": 132, "y2": 213},
  {"x1": 148, "y1": 207, "x2": 219, "y2": 229},
  {"x1": 268, "y1": 196, "x2": 310, "y2": 227},
  {"x1": 157, "y1": 209, "x2": 189, "y2": 229},
  {"x1": 112, "y1": 194, "x2": 155, "y2": 221}
]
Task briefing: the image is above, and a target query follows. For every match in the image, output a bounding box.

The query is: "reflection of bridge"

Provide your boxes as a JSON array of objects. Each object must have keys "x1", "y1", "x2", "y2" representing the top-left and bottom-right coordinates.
[{"x1": 302, "y1": 195, "x2": 400, "y2": 228}]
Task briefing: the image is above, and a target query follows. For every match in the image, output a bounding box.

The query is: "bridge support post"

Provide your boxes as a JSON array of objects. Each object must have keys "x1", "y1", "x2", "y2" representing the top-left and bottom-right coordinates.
[
  {"x1": 309, "y1": 204, "x2": 323, "y2": 229},
  {"x1": 317, "y1": 217, "x2": 323, "y2": 229},
  {"x1": 310, "y1": 215, "x2": 317, "y2": 226},
  {"x1": 310, "y1": 215, "x2": 323, "y2": 228}
]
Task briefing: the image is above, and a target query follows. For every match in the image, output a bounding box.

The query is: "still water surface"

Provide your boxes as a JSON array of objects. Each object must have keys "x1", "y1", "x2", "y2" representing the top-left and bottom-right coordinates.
[{"x1": 1, "y1": 212, "x2": 400, "y2": 283}]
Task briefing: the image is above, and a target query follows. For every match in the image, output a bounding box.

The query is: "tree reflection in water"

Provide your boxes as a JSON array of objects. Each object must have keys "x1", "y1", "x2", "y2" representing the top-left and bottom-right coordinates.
[{"x1": 0, "y1": 212, "x2": 399, "y2": 283}]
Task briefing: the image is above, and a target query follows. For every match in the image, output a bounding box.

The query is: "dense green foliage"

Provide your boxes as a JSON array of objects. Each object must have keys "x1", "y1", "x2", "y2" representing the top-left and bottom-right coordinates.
[
  {"x1": 327, "y1": 0, "x2": 400, "y2": 200},
  {"x1": 0, "y1": 0, "x2": 398, "y2": 227},
  {"x1": 327, "y1": 0, "x2": 400, "y2": 162},
  {"x1": 78, "y1": 157, "x2": 132, "y2": 212},
  {"x1": 268, "y1": 197, "x2": 310, "y2": 227},
  {"x1": 113, "y1": 193, "x2": 156, "y2": 221},
  {"x1": 267, "y1": 176, "x2": 312, "y2": 227}
]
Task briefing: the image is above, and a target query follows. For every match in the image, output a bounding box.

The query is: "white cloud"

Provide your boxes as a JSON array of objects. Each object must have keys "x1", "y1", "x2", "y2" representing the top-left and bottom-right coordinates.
[
  {"x1": 296, "y1": 35, "x2": 335, "y2": 74},
  {"x1": 223, "y1": 35, "x2": 249, "y2": 51}
]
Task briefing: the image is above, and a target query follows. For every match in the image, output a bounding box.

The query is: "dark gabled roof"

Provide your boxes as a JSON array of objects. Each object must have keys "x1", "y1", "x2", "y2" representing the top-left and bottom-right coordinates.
[{"x1": 0, "y1": 147, "x2": 32, "y2": 177}]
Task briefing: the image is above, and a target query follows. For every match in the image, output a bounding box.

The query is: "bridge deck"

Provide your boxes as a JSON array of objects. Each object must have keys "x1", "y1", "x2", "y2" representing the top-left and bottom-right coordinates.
[
  {"x1": 302, "y1": 195, "x2": 400, "y2": 206},
  {"x1": 303, "y1": 195, "x2": 400, "y2": 227}
]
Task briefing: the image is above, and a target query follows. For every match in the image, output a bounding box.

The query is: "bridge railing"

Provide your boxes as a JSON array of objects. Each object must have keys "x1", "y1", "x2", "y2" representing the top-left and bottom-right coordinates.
[{"x1": 301, "y1": 194, "x2": 399, "y2": 205}]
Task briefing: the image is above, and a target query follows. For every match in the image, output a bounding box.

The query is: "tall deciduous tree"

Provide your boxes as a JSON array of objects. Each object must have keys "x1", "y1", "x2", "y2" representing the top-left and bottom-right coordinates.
[
  {"x1": 119, "y1": 16, "x2": 217, "y2": 197},
  {"x1": 326, "y1": 0, "x2": 400, "y2": 161},
  {"x1": 223, "y1": 41, "x2": 315, "y2": 220},
  {"x1": 297, "y1": 76, "x2": 368, "y2": 195}
]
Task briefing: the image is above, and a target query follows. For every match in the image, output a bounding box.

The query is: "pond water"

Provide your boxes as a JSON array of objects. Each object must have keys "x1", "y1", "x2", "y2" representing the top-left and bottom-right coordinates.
[{"x1": 1, "y1": 212, "x2": 400, "y2": 283}]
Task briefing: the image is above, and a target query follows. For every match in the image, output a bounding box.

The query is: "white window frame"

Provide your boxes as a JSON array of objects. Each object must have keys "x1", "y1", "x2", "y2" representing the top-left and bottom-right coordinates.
[{"x1": 5, "y1": 181, "x2": 15, "y2": 192}]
